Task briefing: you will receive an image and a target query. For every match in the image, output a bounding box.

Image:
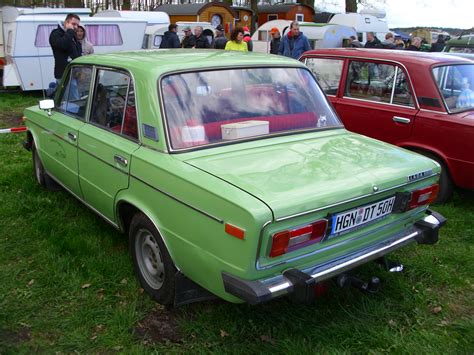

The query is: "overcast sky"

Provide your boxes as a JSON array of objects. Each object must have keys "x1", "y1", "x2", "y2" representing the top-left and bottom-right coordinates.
[{"x1": 315, "y1": 0, "x2": 473, "y2": 29}]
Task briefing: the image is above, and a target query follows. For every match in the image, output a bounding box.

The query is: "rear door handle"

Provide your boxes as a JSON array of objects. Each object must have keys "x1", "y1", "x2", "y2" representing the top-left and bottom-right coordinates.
[
  {"x1": 392, "y1": 116, "x2": 411, "y2": 124},
  {"x1": 114, "y1": 154, "x2": 128, "y2": 167},
  {"x1": 67, "y1": 132, "x2": 77, "y2": 141}
]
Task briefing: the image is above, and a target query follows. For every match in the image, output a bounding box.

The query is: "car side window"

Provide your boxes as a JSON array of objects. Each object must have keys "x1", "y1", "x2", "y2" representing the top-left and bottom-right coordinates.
[
  {"x1": 57, "y1": 66, "x2": 92, "y2": 120},
  {"x1": 345, "y1": 61, "x2": 414, "y2": 107},
  {"x1": 305, "y1": 58, "x2": 344, "y2": 96},
  {"x1": 90, "y1": 69, "x2": 138, "y2": 140}
]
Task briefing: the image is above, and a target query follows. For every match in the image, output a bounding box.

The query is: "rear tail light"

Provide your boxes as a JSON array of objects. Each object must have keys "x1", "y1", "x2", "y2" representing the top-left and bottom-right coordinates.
[
  {"x1": 270, "y1": 219, "x2": 327, "y2": 258},
  {"x1": 408, "y1": 184, "x2": 439, "y2": 210}
]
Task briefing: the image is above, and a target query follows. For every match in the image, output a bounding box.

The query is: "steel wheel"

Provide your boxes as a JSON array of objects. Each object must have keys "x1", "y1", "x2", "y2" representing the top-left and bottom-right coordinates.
[
  {"x1": 135, "y1": 228, "x2": 165, "y2": 290},
  {"x1": 129, "y1": 212, "x2": 176, "y2": 305}
]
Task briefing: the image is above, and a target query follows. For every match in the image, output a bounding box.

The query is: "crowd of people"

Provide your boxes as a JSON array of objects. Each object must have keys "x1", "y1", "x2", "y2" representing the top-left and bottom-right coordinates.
[
  {"x1": 348, "y1": 31, "x2": 447, "y2": 52},
  {"x1": 49, "y1": 12, "x2": 452, "y2": 87}
]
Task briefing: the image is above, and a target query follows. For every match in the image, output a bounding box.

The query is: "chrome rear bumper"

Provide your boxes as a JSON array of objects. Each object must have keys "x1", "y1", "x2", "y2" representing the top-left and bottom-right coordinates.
[{"x1": 222, "y1": 210, "x2": 446, "y2": 305}]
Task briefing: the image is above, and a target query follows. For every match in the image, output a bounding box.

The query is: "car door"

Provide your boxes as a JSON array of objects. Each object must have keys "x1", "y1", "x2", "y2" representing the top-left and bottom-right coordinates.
[
  {"x1": 77, "y1": 67, "x2": 140, "y2": 222},
  {"x1": 304, "y1": 56, "x2": 345, "y2": 107},
  {"x1": 38, "y1": 65, "x2": 93, "y2": 197},
  {"x1": 335, "y1": 60, "x2": 418, "y2": 145}
]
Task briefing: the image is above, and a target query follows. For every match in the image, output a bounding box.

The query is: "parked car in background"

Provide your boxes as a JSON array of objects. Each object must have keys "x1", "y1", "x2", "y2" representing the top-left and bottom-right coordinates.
[
  {"x1": 301, "y1": 48, "x2": 474, "y2": 202},
  {"x1": 444, "y1": 34, "x2": 474, "y2": 53},
  {"x1": 23, "y1": 50, "x2": 445, "y2": 306}
]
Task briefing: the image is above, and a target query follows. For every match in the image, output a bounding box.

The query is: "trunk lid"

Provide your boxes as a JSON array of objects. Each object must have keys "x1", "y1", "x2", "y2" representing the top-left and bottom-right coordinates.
[{"x1": 184, "y1": 131, "x2": 438, "y2": 220}]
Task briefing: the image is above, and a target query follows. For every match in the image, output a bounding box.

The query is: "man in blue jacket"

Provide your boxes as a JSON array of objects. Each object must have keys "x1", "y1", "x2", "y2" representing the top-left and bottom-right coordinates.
[{"x1": 278, "y1": 21, "x2": 311, "y2": 59}]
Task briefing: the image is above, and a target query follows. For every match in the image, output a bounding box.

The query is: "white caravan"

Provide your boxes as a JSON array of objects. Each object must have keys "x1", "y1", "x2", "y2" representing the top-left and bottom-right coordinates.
[
  {"x1": 1, "y1": 6, "x2": 91, "y2": 86},
  {"x1": 252, "y1": 20, "x2": 356, "y2": 54},
  {"x1": 95, "y1": 10, "x2": 169, "y2": 25},
  {"x1": 144, "y1": 22, "x2": 216, "y2": 49},
  {"x1": 328, "y1": 13, "x2": 389, "y2": 44},
  {"x1": 2, "y1": 13, "x2": 146, "y2": 90}
]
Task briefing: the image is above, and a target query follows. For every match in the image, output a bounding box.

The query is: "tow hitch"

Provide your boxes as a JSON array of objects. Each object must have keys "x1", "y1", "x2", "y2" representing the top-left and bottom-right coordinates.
[{"x1": 337, "y1": 274, "x2": 381, "y2": 293}]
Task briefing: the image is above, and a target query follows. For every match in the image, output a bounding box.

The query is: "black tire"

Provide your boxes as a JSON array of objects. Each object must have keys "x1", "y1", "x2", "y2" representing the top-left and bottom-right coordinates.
[
  {"x1": 32, "y1": 143, "x2": 61, "y2": 191},
  {"x1": 129, "y1": 212, "x2": 176, "y2": 305},
  {"x1": 422, "y1": 152, "x2": 453, "y2": 204}
]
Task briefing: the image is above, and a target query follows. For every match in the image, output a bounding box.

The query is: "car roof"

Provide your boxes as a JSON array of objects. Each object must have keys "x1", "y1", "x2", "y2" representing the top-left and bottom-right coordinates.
[
  {"x1": 302, "y1": 48, "x2": 473, "y2": 66},
  {"x1": 73, "y1": 49, "x2": 306, "y2": 75}
]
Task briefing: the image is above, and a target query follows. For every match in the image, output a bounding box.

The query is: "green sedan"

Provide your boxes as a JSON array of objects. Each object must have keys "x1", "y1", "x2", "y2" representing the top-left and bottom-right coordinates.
[{"x1": 23, "y1": 50, "x2": 446, "y2": 306}]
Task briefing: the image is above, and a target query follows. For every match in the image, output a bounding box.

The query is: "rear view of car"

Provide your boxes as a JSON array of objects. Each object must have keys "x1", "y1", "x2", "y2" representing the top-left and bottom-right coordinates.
[{"x1": 23, "y1": 50, "x2": 446, "y2": 306}]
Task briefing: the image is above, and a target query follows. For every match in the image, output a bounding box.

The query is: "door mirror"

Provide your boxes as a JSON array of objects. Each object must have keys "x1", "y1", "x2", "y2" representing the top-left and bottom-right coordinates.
[
  {"x1": 39, "y1": 99, "x2": 55, "y2": 110},
  {"x1": 39, "y1": 99, "x2": 54, "y2": 116}
]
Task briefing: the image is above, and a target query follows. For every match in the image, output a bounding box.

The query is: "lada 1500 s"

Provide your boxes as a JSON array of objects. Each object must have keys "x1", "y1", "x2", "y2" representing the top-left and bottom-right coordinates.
[{"x1": 23, "y1": 50, "x2": 446, "y2": 306}]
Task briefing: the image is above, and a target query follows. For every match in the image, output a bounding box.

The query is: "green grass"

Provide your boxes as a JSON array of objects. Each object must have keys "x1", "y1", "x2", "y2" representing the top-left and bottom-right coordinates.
[{"x1": 0, "y1": 93, "x2": 473, "y2": 353}]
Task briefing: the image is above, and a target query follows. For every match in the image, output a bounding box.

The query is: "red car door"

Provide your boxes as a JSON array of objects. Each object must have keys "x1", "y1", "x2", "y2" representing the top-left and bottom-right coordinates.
[{"x1": 335, "y1": 59, "x2": 419, "y2": 145}]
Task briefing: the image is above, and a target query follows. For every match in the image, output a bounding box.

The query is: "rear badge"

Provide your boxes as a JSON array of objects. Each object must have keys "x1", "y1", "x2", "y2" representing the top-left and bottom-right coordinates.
[{"x1": 407, "y1": 169, "x2": 433, "y2": 183}]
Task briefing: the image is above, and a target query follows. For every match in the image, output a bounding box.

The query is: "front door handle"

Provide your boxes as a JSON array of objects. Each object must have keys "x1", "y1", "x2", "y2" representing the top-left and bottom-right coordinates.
[
  {"x1": 392, "y1": 116, "x2": 411, "y2": 124},
  {"x1": 114, "y1": 154, "x2": 128, "y2": 167},
  {"x1": 67, "y1": 132, "x2": 77, "y2": 141}
]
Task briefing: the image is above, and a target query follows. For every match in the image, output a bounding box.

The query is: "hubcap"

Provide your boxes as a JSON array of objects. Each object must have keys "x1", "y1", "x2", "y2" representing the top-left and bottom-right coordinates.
[{"x1": 135, "y1": 228, "x2": 164, "y2": 289}]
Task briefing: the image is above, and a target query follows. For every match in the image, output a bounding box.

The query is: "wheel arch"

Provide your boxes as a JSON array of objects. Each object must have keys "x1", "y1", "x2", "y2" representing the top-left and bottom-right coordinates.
[
  {"x1": 400, "y1": 143, "x2": 452, "y2": 177},
  {"x1": 116, "y1": 199, "x2": 181, "y2": 271}
]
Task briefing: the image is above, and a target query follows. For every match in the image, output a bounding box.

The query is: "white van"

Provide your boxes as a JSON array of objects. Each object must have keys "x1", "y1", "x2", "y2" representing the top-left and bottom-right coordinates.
[
  {"x1": 2, "y1": 12, "x2": 146, "y2": 90},
  {"x1": 328, "y1": 13, "x2": 389, "y2": 44},
  {"x1": 252, "y1": 20, "x2": 356, "y2": 54},
  {"x1": 144, "y1": 22, "x2": 216, "y2": 49}
]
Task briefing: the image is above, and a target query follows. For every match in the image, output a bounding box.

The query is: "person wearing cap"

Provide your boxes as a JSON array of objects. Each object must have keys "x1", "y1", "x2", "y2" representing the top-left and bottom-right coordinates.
[
  {"x1": 225, "y1": 27, "x2": 248, "y2": 52},
  {"x1": 278, "y1": 21, "x2": 311, "y2": 59},
  {"x1": 212, "y1": 24, "x2": 228, "y2": 50},
  {"x1": 160, "y1": 23, "x2": 180, "y2": 49},
  {"x1": 181, "y1": 26, "x2": 196, "y2": 48},
  {"x1": 269, "y1": 27, "x2": 281, "y2": 55},
  {"x1": 242, "y1": 26, "x2": 253, "y2": 52}
]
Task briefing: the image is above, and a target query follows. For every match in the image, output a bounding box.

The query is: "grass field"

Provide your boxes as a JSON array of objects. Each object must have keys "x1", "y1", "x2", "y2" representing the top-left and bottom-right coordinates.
[{"x1": 0, "y1": 92, "x2": 473, "y2": 353}]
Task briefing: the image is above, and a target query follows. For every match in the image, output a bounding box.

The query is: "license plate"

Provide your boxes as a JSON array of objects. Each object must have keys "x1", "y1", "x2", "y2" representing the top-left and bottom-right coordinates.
[{"x1": 330, "y1": 196, "x2": 396, "y2": 236}]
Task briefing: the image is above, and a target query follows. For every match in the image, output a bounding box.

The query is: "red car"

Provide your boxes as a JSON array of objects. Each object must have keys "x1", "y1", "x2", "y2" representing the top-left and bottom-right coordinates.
[{"x1": 301, "y1": 49, "x2": 474, "y2": 202}]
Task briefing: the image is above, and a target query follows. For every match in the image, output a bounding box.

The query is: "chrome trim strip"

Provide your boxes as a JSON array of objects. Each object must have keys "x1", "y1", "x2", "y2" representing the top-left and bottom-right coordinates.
[
  {"x1": 419, "y1": 108, "x2": 448, "y2": 115},
  {"x1": 129, "y1": 174, "x2": 224, "y2": 224},
  {"x1": 257, "y1": 207, "x2": 424, "y2": 270},
  {"x1": 275, "y1": 173, "x2": 439, "y2": 222},
  {"x1": 340, "y1": 95, "x2": 417, "y2": 110},
  {"x1": 389, "y1": 66, "x2": 398, "y2": 104},
  {"x1": 46, "y1": 170, "x2": 120, "y2": 230}
]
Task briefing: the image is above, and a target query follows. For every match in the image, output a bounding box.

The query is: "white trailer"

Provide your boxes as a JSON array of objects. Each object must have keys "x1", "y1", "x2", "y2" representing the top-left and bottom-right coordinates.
[
  {"x1": 1, "y1": 6, "x2": 91, "y2": 86},
  {"x1": 252, "y1": 20, "x2": 356, "y2": 54},
  {"x1": 95, "y1": 10, "x2": 169, "y2": 25},
  {"x1": 328, "y1": 13, "x2": 389, "y2": 44},
  {"x1": 2, "y1": 13, "x2": 146, "y2": 90},
  {"x1": 144, "y1": 21, "x2": 216, "y2": 49}
]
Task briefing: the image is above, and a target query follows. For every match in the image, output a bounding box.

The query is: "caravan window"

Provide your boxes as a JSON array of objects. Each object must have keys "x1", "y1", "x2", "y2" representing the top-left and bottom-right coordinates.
[
  {"x1": 84, "y1": 25, "x2": 123, "y2": 46},
  {"x1": 154, "y1": 35, "x2": 162, "y2": 48},
  {"x1": 258, "y1": 31, "x2": 269, "y2": 42},
  {"x1": 35, "y1": 25, "x2": 56, "y2": 47}
]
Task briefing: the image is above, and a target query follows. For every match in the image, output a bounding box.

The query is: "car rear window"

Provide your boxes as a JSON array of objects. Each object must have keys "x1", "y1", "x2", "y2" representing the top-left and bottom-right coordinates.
[
  {"x1": 160, "y1": 67, "x2": 342, "y2": 150},
  {"x1": 433, "y1": 64, "x2": 474, "y2": 112}
]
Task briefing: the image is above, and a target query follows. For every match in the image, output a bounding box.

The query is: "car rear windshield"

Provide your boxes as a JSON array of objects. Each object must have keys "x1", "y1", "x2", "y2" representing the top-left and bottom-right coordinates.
[
  {"x1": 160, "y1": 67, "x2": 342, "y2": 150},
  {"x1": 432, "y1": 64, "x2": 474, "y2": 113}
]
